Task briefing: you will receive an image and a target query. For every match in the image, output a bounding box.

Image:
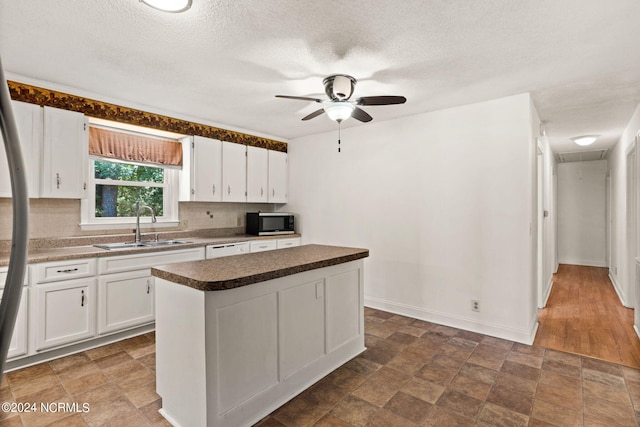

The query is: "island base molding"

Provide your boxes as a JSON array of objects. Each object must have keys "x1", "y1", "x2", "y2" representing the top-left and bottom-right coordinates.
[{"x1": 155, "y1": 259, "x2": 365, "y2": 427}]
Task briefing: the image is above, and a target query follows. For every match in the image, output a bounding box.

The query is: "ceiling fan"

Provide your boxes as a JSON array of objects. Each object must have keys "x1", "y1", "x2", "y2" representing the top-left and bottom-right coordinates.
[{"x1": 275, "y1": 74, "x2": 406, "y2": 123}]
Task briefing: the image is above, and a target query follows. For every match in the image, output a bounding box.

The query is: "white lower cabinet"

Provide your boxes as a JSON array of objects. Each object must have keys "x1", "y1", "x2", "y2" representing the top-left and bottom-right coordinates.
[
  {"x1": 98, "y1": 269, "x2": 155, "y2": 334},
  {"x1": 32, "y1": 277, "x2": 96, "y2": 351},
  {"x1": 276, "y1": 237, "x2": 301, "y2": 249},
  {"x1": 249, "y1": 240, "x2": 278, "y2": 253},
  {"x1": 0, "y1": 287, "x2": 28, "y2": 359}
]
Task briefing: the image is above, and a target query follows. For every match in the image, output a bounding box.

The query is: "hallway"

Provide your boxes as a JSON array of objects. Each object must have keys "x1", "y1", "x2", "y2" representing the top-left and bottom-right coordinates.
[{"x1": 535, "y1": 264, "x2": 640, "y2": 368}]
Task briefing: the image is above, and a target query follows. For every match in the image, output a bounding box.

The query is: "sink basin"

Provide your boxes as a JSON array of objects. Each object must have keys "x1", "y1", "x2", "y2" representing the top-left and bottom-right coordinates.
[
  {"x1": 94, "y1": 242, "x2": 148, "y2": 250},
  {"x1": 140, "y1": 240, "x2": 192, "y2": 247},
  {"x1": 94, "y1": 240, "x2": 191, "y2": 250}
]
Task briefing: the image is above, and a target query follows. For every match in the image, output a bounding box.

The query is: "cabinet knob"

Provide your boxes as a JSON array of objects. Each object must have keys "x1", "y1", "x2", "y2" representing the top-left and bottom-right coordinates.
[
  {"x1": 81, "y1": 290, "x2": 85, "y2": 307},
  {"x1": 228, "y1": 185, "x2": 231, "y2": 195},
  {"x1": 212, "y1": 184, "x2": 216, "y2": 195},
  {"x1": 147, "y1": 279, "x2": 151, "y2": 294},
  {"x1": 56, "y1": 173, "x2": 61, "y2": 189},
  {"x1": 272, "y1": 188, "x2": 275, "y2": 197},
  {"x1": 261, "y1": 187, "x2": 263, "y2": 197}
]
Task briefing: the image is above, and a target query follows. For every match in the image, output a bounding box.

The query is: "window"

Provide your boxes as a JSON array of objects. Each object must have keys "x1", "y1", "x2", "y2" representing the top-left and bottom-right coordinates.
[{"x1": 81, "y1": 122, "x2": 183, "y2": 230}]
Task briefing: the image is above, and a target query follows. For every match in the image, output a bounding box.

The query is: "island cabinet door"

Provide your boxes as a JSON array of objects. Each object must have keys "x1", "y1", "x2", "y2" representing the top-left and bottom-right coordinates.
[
  {"x1": 279, "y1": 280, "x2": 325, "y2": 379},
  {"x1": 33, "y1": 278, "x2": 96, "y2": 351},
  {"x1": 215, "y1": 293, "x2": 279, "y2": 415},
  {"x1": 325, "y1": 269, "x2": 362, "y2": 352},
  {"x1": 98, "y1": 270, "x2": 155, "y2": 335}
]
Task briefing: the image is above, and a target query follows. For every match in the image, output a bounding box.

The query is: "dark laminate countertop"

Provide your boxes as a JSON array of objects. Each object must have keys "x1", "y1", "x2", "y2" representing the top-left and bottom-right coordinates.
[{"x1": 151, "y1": 244, "x2": 369, "y2": 291}]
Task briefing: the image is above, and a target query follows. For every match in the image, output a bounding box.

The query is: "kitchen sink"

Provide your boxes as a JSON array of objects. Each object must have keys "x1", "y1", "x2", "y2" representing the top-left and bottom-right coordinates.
[
  {"x1": 94, "y1": 240, "x2": 191, "y2": 250},
  {"x1": 140, "y1": 240, "x2": 192, "y2": 247}
]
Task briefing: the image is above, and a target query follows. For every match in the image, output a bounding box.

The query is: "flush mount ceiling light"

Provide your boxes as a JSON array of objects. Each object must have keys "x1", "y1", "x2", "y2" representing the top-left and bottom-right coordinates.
[
  {"x1": 324, "y1": 102, "x2": 356, "y2": 123},
  {"x1": 572, "y1": 135, "x2": 599, "y2": 146},
  {"x1": 140, "y1": 0, "x2": 192, "y2": 13}
]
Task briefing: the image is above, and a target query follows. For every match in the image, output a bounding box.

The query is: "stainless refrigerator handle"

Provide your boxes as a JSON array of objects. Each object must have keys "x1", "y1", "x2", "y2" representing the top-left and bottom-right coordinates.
[{"x1": 0, "y1": 55, "x2": 30, "y2": 377}]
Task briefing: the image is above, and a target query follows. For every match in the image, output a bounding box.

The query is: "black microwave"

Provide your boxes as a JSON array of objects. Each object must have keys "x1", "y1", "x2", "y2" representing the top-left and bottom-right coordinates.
[{"x1": 246, "y1": 212, "x2": 295, "y2": 236}]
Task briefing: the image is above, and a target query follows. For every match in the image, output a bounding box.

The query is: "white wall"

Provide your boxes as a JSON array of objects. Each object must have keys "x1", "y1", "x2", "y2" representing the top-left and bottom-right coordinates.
[
  {"x1": 609, "y1": 103, "x2": 640, "y2": 314},
  {"x1": 286, "y1": 93, "x2": 538, "y2": 343},
  {"x1": 557, "y1": 160, "x2": 607, "y2": 267},
  {"x1": 609, "y1": 103, "x2": 640, "y2": 309}
]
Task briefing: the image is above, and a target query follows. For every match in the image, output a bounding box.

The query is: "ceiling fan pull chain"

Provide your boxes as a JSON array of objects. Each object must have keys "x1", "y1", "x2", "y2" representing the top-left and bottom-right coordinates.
[{"x1": 338, "y1": 123, "x2": 341, "y2": 153}]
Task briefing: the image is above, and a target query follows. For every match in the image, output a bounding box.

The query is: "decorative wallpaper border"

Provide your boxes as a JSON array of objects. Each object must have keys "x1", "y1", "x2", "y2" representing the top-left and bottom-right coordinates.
[{"x1": 7, "y1": 81, "x2": 287, "y2": 152}]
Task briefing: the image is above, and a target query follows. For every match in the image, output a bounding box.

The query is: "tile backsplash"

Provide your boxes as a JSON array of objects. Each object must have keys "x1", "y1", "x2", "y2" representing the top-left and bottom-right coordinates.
[{"x1": 0, "y1": 198, "x2": 274, "y2": 240}]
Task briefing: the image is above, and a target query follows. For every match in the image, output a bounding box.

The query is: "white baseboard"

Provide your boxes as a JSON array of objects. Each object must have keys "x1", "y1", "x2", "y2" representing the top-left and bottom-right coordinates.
[
  {"x1": 542, "y1": 277, "x2": 554, "y2": 307},
  {"x1": 609, "y1": 273, "x2": 631, "y2": 308},
  {"x1": 557, "y1": 258, "x2": 607, "y2": 268},
  {"x1": 364, "y1": 296, "x2": 537, "y2": 345}
]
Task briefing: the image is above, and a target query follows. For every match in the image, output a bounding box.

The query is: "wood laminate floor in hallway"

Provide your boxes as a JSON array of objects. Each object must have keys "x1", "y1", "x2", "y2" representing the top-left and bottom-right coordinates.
[{"x1": 535, "y1": 264, "x2": 640, "y2": 369}]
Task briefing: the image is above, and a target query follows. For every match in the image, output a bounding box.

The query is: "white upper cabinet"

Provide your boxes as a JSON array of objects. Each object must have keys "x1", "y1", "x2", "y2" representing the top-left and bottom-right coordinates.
[
  {"x1": 180, "y1": 136, "x2": 222, "y2": 202},
  {"x1": 41, "y1": 106, "x2": 88, "y2": 198},
  {"x1": 247, "y1": 146, "x2": 268, "y2": 203},
  {"x1": 0, "y1": 101, "x2": 43, "y2": 198},
  {"x1": 268, "y1": 150, "x2": 288, "y2": 203},
  {"x1": 222, "y1": 141, "x2": 247, "y2": 202}
]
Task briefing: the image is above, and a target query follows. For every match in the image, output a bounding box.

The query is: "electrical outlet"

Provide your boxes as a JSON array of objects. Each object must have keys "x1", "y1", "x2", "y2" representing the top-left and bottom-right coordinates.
[{"x1": 471, "y1": 299, "x2": 480, "y2": 312}]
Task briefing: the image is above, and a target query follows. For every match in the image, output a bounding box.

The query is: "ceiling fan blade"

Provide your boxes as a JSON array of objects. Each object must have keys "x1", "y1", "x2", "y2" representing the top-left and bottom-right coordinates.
[
  {"x1": 351, "y1": 107, "x2": 373, "y2": 122},
  {"x1": 276, "y1": 95, "x2": 323, "y2": 103},
  {"x1": 356, "y1": 96, "x2": 407, "y2": 106},
  {"x1": 301, "y1": 109, "x2": 325, "y2": 121}
]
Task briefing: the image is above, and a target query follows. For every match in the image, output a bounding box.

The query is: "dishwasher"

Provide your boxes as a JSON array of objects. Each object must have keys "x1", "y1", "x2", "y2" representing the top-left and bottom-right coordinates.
[{"x1": 205, "y1": 242, "x2": 250, "y2": 259}]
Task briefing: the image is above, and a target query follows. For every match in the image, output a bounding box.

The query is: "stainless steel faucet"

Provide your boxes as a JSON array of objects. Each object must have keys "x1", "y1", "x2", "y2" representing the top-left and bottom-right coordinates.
[{"x1": 135, "y1": 199, "x2": 157, "y2": 242}]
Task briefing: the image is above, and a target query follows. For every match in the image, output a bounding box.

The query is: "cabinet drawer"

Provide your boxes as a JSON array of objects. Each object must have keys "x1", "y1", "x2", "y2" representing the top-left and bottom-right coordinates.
[
  {"x1": 276, "y1": 238, "x2": 301, "y2": 249},
  {"x1": 250, "y1": 240, "x2": 277, "y2": 253},
  {"x1": 0, "y1": 265, "x2": 29, "y2": 286},
  {"x1": 98, "y1": 247, "x2": 205, "y2": 274},
  {"x1": 32, "y1": 259, "x2": 96, "y2": 284}
]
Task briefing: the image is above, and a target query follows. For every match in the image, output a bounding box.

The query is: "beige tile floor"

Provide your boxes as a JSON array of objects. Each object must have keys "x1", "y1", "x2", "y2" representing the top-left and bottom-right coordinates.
[
  {"x1": 258, "y1": 308, "x2": 640, "y2": 426},
  {"x1": 0, "y1": 332, "x2": 166, "y2": 427},
  {"x1": 2, "y1": 309, "x2": 640, "y2": 426}
]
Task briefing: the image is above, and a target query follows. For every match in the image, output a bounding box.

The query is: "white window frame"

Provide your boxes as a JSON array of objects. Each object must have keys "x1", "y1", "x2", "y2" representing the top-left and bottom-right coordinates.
[{"x1": 80, "y1": 156, "x2": 179, "y2": 231}]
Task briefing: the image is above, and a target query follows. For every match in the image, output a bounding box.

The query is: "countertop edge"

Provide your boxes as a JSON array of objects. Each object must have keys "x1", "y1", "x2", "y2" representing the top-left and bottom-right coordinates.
[
  {"x1": 151, "y1": 246, "x2": 369, "y2": 291},
  {"x1": 0, "y1": 234, "x2": 301, "y2": 267}
]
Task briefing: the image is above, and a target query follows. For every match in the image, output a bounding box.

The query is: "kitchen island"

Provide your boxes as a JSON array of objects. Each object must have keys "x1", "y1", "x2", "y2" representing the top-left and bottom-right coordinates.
[{"x1": 151, "y1": 244, "x2": 369, "y2": 427}]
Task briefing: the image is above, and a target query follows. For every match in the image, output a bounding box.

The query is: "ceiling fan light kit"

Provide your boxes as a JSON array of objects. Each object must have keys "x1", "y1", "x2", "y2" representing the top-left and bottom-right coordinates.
[{"x1": 324, "y1": 102, "x2": 355, "y2": 123}]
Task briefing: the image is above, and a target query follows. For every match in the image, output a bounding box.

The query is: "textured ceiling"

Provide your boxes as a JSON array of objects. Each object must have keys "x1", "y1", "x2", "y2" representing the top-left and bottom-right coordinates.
[{"x1": 1, "y1": 0, "x2": 640, "y2": 153}]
